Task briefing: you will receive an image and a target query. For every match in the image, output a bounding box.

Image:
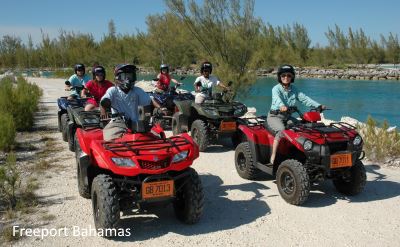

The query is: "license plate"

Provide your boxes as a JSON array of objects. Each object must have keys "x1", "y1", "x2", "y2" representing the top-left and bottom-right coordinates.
[
  {"x1": 142, "y1": 180, "x2": 174, "y2": 200},
  {"x1": 220, "y1": 121, "x2": 236, "y2": 131},
  {"x1": 330, "y1": 153, "x2": 352, "y2": 169}
]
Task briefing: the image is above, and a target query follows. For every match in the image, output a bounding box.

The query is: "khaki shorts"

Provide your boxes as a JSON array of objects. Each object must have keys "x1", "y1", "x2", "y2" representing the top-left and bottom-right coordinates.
[
  {"x1": 195, "y1": 93, "x2": 207, "y2": 104},
  {"x1": 103, "y1": 118, "x2": 128, "y2": 141}
]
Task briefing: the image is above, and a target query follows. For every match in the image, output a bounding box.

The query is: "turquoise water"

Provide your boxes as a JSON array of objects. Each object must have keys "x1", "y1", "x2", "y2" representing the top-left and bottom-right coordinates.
[{"x1": 138, "y1": 74, "x2": 400, "y2": 127}]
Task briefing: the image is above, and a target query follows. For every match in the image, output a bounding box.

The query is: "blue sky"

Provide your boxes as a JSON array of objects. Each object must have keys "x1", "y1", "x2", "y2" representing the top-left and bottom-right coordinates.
[{"x1": 0, "y1": 0, "x2": 399, "y2": 46}]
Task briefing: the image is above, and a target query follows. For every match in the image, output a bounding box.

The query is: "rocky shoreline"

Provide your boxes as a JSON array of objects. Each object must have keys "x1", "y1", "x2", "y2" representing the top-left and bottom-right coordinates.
[
  {"x1": 2, "y1": 64, "x2": 400, "y2": 81},
  {"x1": 167, "y1": 65, "x2": 400, "y2": 81},
  {"x1": 256, "y1": 66, "x2": 400, "y2": 81}
]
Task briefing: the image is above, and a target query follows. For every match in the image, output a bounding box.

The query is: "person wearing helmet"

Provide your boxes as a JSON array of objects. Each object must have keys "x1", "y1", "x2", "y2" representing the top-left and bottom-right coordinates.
[
  {"x1": 100, "y1": 64, "x2": 151, "y2": 141},
  {"x1": 193, "y1": 61, "x2": 230, "y2": 104},
  {"x1": 156, "y1": 64, "x2": 181, "y2": 92},
  {"x1": 81, "y1": 65, "x2": 114, "y2": 111},
  {"x1": 267, "y1": 64, "x2": 326, "y2": 164},
  {"x1": 90, "y1": 62, "x2": 100, "y2": 79},
  {"x1": 65, "y1": 63, "x2": 91, "y2": 99},
  {"x1": 152, "y1": 64, "x2": 182, "y2": 108}
]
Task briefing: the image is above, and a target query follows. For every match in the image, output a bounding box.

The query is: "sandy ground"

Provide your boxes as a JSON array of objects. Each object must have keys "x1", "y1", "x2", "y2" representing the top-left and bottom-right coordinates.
[{"x1": 11, "y1": 77, "x2": 400, "y2": 247}]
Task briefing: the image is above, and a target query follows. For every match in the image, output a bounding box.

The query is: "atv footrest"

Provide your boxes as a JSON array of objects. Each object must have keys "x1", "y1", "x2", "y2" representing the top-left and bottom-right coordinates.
[{"x1": 255, "y1": 162, "x2": 273, "y2": 174}]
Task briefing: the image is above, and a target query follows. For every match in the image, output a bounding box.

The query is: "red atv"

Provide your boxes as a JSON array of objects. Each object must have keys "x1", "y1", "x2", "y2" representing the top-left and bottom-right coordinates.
[
  {"x1": 74, "y1": 105, "x2": 204, "y2": 237},
  {"x1": 234, "y1": 106, "x2": 366, "y2": 205}
]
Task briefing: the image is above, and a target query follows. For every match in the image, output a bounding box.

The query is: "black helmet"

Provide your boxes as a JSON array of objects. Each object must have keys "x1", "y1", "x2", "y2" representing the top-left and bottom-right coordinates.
[
  {"x1": 200, "y1": 61, "x2": 212, "y2": 74},
  {"x1": 92, "y1": 65, "x2": 106, "y2": 80},
  {"x1": 277, "y1": 64, "x2": 295, "y2": 83},
  {"x1": 114, "y1": 64, "x2": 137, "y2": 91},
  {"x1": 160, "y1": 64, "x2": 169, "y2": 73},
  {"x1": 74, "y1": 64, "x2": 85, "y2": 74}
]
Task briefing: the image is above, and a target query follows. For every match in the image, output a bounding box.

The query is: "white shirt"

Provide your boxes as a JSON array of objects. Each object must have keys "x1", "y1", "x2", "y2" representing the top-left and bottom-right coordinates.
[
  {"x1": 193, "y1": 75, "x2": 220, "y2": 93},
  {"x1": 101, "y1": 86, "x2": 151, "y2": 122}
]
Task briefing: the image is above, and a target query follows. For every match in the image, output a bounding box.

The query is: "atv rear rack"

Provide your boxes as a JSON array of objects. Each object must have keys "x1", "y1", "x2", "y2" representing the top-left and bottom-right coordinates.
[
  {"x1": 238, "y1": 116, "x2": 266, "y2": 126},
  {"x1": 103, "y1": 135, "x2": 190, "y2": 155},
  {"x1": 71, "y1": 109, "x2": 101, "y2": 129}
]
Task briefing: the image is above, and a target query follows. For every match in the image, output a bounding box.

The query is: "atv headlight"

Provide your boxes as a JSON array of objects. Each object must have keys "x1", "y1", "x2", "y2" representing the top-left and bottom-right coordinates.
[
  {"x1": 172, "y1": 151, "x2": 189, "y2": 163},
  {"x1": 303, "y1": 139, "x2": 313, "y2": 151},
  {"x1": 111, "y1": 157, "x2": 136, "y2": 167},
  {"x1": 353, "y1": 135, "x2": 362, "y2": 146},
  {"x1": 83, "y1": 118, "x2": 99, "y2": 124},
  {"x1": 234, "y1": 106, "x2": 246, "y2": 116},
  {"x1": 203, "y1": 108, "x2": 219, "y2": 117}
]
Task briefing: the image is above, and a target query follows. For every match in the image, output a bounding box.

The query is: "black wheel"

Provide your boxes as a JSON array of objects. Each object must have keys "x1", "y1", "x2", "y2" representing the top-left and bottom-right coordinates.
[
  {"x1": 235, "y1": 142, "x2": 260, "y2": 180},
  {"x1": 173, "y1": 168, "x2": 204, "y2": 224},
  {"x1": 61, "y1": 114, "x2": 69, "y2": 142},
  {"x1": 58, "y1": 112, "x2": 64, "y2": 132},
  {"x1": 276, "y1": 159, "x2": 310, "y2": 205},
  {"x1": 91, "y1": 174, "x2": 120, "y2": 238},
  {"x1": 75, "y1": 132, "x2": 90, "y2": 199},
  {"x1": 190, "y1": 119, "x2": 209, "y2": 152},
  {"x1": 332, "y1": 160, "x2": 366, "y2": 195},
  {"x1": 68, "y1": 126, "x2": 76, "y2": 152}
]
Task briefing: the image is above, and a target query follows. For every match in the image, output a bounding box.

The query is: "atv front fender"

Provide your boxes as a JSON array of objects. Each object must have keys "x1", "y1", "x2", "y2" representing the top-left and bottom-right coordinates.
[
  {"x1": 172, "y1": 112, "x2": 189, "y2": 133},
  {"x1": 174, "y1": 100, "x2": 193, "y2": 116}
]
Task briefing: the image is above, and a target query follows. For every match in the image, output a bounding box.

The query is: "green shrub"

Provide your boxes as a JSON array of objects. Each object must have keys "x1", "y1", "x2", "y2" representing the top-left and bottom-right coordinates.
[
  {"x1": 0, "y1": 76, "x2": 42, "y2": 129},
  {"x1": 0, "y1": 152, "x2": 20, "y2": 209},
  {"x1": 12, "y1": 77, "x2": 42, "y2": 130},
  {"x1": 361, "y1": 116, "x2": 400, "y2": 162},
  {"x1": 0, "y1": 113, "x2": 16, "y2": 151}
]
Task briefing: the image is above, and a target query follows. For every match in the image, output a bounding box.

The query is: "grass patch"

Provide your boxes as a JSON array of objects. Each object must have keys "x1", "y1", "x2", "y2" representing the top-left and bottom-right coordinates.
[
  {"x1": 36, "y1": 135, "x2": 63, "y2": 160},
  {"x1": 4, "y1": 208, "x2": 17, "y2": 220},
  {"x1": 34, "y1": 159, "x2": 50, "y2": 171},
  {"x1": 41, "y1": 213, "x2": 56, "y2": 221},
  {"x1": 1, "y1": 225, "x2": 20, "y2": 242}
]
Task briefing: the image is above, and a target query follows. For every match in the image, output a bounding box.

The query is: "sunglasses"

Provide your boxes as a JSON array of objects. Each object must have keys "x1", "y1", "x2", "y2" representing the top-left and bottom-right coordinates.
[{"x1": 280, "y1": 73, "x2": 293, "y2": 78}]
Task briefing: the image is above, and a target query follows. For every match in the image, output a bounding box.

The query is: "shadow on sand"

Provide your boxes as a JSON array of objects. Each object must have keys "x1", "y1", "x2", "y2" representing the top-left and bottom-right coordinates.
[
  {"x1": 114, "y1": 174, "x2": 270, "y2": 242},
  {"x1": 302, "y1": 163, "x2": 400, "y2": 207}
]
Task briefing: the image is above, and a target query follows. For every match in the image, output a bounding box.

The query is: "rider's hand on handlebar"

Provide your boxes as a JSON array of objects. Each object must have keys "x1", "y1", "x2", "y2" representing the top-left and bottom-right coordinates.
[
  {"x1": 100, "y1": 113, "x2": 110, "y2": 120},
  {"x1": 280, "y1": 106, "x2": 288, "y2": 112},
  {"x1": 100, "y1": 108, "x2": 109, "y2": 120},
  {"x1": 317, "y1": 105, "x2": 328, "y2": 112}
]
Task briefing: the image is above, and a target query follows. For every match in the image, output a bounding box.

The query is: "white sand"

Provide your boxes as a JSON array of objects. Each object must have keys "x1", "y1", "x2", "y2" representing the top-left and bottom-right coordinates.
[{"x1": 13, "y1": 77, "x2": 400, "y2": 247}]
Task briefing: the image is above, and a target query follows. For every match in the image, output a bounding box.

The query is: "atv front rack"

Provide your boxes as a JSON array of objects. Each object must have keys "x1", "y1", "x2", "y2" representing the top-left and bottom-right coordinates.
[
  {"x1": 103, "y1": 135, "x2": 191, "y2": 155},
  {"x1": 291, "y1": 121, "x2": 358, "y2": 141}
]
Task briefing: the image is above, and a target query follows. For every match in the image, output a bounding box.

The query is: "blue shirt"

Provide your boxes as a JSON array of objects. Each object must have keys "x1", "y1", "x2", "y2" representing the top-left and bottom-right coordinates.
[
  {"x1": 270, "y1": 84, "x2": 320, "y2": 111},
  {"x1": 68, "y1": 74, "x2": 91, "y2": 97},
  {"x1": 68, "y1": 74, "x2": 91, "y2": 88},
  {"x1": 101, "y1": 86, "x2": 151, "y2": 122}
]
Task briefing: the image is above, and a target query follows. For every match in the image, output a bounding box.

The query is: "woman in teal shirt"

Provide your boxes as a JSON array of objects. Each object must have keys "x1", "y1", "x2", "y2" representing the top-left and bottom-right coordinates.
[{"x1": 267, "y1": 64, "x2": 326, "y2": 164}]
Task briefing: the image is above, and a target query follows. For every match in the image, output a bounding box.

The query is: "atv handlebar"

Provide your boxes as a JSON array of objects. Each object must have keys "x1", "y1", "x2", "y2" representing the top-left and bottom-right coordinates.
[
  {"x1": 312, "y1": 105, "x2": 331, "y2": 113},
  {"x1": 64, "y1": 80, "x2": 84, "y2": 91}
]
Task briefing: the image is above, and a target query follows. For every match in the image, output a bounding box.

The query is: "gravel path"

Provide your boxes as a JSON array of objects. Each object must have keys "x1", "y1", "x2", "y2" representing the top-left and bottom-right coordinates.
[{"x1": 13, "y1": 77, "x2": 400, "y2": 247}]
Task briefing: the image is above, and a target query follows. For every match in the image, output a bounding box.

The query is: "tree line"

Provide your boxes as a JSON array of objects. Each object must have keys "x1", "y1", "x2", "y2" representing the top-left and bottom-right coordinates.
[{"x1": 1, "y1": 0, "x2": 399, "y2": 87}]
